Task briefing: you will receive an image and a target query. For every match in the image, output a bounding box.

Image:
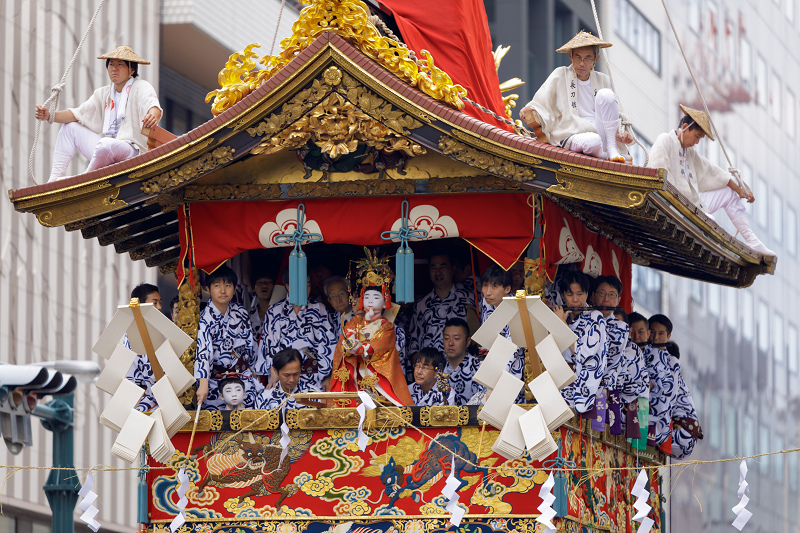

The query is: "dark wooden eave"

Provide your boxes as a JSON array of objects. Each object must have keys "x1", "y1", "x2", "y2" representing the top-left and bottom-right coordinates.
[{"x1": 9, "y1": 33, "x2": 775, "y2": 285}]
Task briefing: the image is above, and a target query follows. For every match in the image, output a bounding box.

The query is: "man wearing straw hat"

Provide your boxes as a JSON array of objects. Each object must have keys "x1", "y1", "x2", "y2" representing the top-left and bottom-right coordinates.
[
  {"x1": 519, "y1": 30, "x2": 632, "y2": 163},
  {"x1": 648, "y1": 105, "x2": 773, "y2": 256},
  {"x1": 34, "y1": 45, "x2": 162, "y2": 182}
]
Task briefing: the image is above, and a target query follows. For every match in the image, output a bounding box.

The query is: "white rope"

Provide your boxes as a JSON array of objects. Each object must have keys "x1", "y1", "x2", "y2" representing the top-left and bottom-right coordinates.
[
  {"x1": 269, "y1": 0, "x2": 288, "y2": 57},
  {"x1": 28, "y1": 0, "x2": 108, "y2": 185},
  {"x1": 659, "y1": 0, "x2": 751, "y2": 195},
  {"x1": 589, "y1": 0, "x2": 649, "y2": 165}
]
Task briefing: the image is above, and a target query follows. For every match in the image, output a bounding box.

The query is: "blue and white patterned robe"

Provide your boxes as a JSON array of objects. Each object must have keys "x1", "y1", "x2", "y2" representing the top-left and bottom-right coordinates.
[
  {"x1": 618, "y1": 340, "x2": 650, "y2": 404},
  {"x1": 407, "y1": 382, "x2": 455, "y2": 406},
  {"x1": 479, "y1": 296, "x2": 526, "y2": 379},
  {"x1": 407, "y1": 285, "x2": 475, "y2": 354},
  {"x1": 668, "y1": 354, "x2": 699, "y2": 458},
  {"x1": 602, "y1": 318, "x2": 629, "y2": 391},
  {"x1": 123, "y1": 335, "x2": 157, "y2": 412},
  {"x1": 561, "y1": 310, "x2": 607, "y2": 413},
  {"x1": 195, "y1": 302, "x2": 264, "y2": 410},
  {"x1": 642, "y1": 344, "x2": 676, "y2": 445},
  {"x1": 258, "y1": 298, "x2": 336, "y2": 391},
  {"x1": 248, "y1": 290, "x2": 269, "y2": 342},
  {"x1": 258, "y1": 383, "x2": 318, "y2": 410},
  {"x1": 446, "y1": 352, "x2": 485, "y2": 406}
]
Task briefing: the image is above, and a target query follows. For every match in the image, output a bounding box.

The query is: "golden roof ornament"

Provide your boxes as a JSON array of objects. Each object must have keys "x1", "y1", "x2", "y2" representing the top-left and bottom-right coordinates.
[{"x1": 206, "y1": 0, "x2": 467, "y2": 115}]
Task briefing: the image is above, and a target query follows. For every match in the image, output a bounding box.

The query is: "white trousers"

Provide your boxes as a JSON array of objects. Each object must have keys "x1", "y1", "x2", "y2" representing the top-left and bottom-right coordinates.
[
  {"x1": 699, "y1": 186, "x2": 746, "y2": 220},
  {"x1": 568, "y1": 88, "x2": 620, "y2": 157},
  {"x1": 52, "y1": 122, "x2": 137, "y2": 178}
]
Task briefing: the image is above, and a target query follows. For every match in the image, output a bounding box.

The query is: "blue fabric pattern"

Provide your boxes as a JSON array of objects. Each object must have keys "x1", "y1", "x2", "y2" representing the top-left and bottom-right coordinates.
[
  {"x1": 445, "y1": 352, "x2": 485, "y2": 406},
  {"x1": 643, "y1": 344, "x2": 676, "y2": 445},
  {"x1": 123, "y1": 335, "x2": 156, "y2": 412},
  {"x1": 258, "y1": 383, "x2": 318, "y2": 410},
  {"x1": 407, "y1": 382, "x2": 453, "y2": 406},
  {"x1": 602, "y1": 318, "x2": 629, "y2": 391},
  {"x1": 258, "y1": 297, "x2": 336, "y2": 391},
  {"x1": 618, "y1": 340, "x2": 650, "y2": 404},
  {"x1": 560, "y1": 310, "x2": 607, "y2": 413},
  {"x1": 668, "y1": 354, "x2": 699, "y2": 458},
  {"x1": 407, "y1": 285, "x2": 475, "y2": 354}
]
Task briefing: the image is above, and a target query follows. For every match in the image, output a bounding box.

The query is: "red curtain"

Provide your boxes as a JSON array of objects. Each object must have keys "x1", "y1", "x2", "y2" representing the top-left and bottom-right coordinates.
[
  {"x1": 379, "y1": 0, "x2": 512, "y2": 132},
  {"x1": 178, "y1": 193, "x2": 535, "y2": 282},
  {"x1": 541, "y1": 197, "x2": 633, "y2": 312}
]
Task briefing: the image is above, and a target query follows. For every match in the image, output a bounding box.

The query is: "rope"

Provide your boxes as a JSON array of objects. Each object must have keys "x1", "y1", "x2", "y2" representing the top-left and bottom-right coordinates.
[
  {"x1": 367, "y1": 14, "x2": 530, "y2": 137},
  {"x1": 659, "y1": 0, "x2": 751, "y2": 195},
  {"x1": 28, "y1": 0, "x2": 108, "y2": 185},
  {"x1": 269, "y1": 0, "x2": 288, "y2": 57},
  {"x1": 588, "y1": 0, "x2": 649, "y2": 165}
]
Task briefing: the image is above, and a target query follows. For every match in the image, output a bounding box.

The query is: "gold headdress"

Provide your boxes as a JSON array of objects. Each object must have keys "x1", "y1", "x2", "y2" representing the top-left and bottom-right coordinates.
[{"x1": 351, "y1": 247, "x2": 394, "y2": 309}]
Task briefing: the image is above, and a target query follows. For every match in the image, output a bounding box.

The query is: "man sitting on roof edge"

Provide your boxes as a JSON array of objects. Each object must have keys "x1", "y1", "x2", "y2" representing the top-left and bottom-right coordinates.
[
  {"x1": 519, "y1": 31, "x2": 633, "y2": 164},
  {"x1": 34, "y1": 45, "x2": 162, "y2": 182}
]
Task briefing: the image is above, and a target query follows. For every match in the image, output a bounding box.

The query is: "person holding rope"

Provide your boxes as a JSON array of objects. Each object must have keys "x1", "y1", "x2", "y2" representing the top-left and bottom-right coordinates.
[
  {"x1": 519, "y1": 31, "x2": 633, "y2": 164},
  {"x1": 648, "y1": 105, "x2": 773, "y2": 256},
  {"x1": 34, "y1": 45, "x2": 162, "y2": 182}
]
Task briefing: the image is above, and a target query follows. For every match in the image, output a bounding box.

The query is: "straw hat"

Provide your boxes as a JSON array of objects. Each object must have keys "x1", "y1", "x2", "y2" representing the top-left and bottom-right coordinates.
[
  {"x1": 556, "y1": 30, "x2": 612, "y2": 53},
  {"x1": 678, "y1": 104, "x2": 714, "y2": 141},
  {"x1": 97, "y1": 45, "x2": 150, "y2": 65}
]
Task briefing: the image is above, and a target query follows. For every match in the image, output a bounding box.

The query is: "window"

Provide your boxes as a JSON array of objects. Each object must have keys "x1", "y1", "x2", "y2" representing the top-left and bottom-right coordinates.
[
  {"x1": 771, "y1": 71, "x2": 782, "y2": 122},
  {"x1": 776, "y1": 435, "x2": 785, "y2": 482},
  {"x1": 740, "y1": 36, "x2": 752, "y2": 93},
  {"x1": 727, "y1": 406, "x2": 738, "y2": 456},
  {"x1": 790, "y1": 449, "x2": 799, "y2": 491},
  {"x1": 709, "y1": 393, "x2": 722, "y2": 449},
  {"x1": 772, "y1": 192, "x2": 783, "y2": 242},
  {"x1": 688, "y1": 0, "x2": 701, "y2": 33},
  {"x1": 725, "y1": 288, "x2": 738, "y2": 329},
  {"x1": 775, "y1": 313, "x2": 785, "y2": 363},
  {"x1": 758, "y1": 300, "x2": 770, "y2": 353},
  {"x1": 689, "y1": 279, "x2": 704, "y2": 303},
  {"x1": 615, "y1": 0, "x2": 661, "y2": 73},
  {"x1": 788, "y1": 0, "x2": 796, "y2": 21},
  {"x1": 708, "y1": 283, "x2": 721, "y2": 316},
  {"x1": 707, "y1": 2, "x2": 719, "y2": 52},
  {"x1": 756, "y1": 177, "x2": 768, "y2": 229},
  {"x1": 726, "y1": 19, "x2": 736, "y2": 74},
  {"x1": 789, "y1": 324, "x2": 798, "y2": 373},
  {"x1": 760, "y1": 424, "x2": 770, "y2": 474},
  {"x1": 756, "y1": 55, "x2": 768, "y2": 107},
  {"x1": 742, "y1": 290, "x2": 754, "y2": 341},
  {"x1": 787, "y1": 88, "x2": 797, "y2": 139},
  {"x1": 743, "y1": 415, "x2": 755, "y2": 457},
  {"x1": 788, "y1": 207, "x2": 797, "y2": 256}
]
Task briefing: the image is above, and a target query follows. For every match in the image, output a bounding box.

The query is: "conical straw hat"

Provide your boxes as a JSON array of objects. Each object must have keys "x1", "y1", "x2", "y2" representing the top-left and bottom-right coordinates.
[
  {"x1": 679, "y1": 104, "x2": 714, "y2": 141},
  {"x1": 97, "y1": 45, "x2": 150, "y2": 65},
  {"x1": 556, "y1": 30, "x2": 612, "y2": 53}
]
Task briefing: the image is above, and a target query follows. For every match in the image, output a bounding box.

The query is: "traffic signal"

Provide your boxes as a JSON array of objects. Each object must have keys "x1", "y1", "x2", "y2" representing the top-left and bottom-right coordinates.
[{"x1": 0, "y1": 364, "x2": 79, "y2": 454}]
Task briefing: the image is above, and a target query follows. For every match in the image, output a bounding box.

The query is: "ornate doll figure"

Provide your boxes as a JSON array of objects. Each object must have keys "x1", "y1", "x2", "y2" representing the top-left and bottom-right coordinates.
[
  {"x1": 330, "y1": 250, "x2": 413, "y2": 407},
  {"x1": 219, "y1": 375, "x2": 246, "y2": 411}
]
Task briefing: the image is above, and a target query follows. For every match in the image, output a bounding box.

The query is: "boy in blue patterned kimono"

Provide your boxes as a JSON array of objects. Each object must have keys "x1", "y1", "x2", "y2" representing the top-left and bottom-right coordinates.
[
  {"x1": 591, "y1": 276, "x2": 628, "y2": 432},
  {"x1": 259, "y1": 348, "x2": 317, "y2": 410},
  {"x1": 628, "y1": 312, "x2": 676, "y2": 445},
  {"x1": 195, "y1": 266, "x2": 265, "y2": 410},
  {"x1": 553, "y1": 270, "x2": 607, "y2": 414},
  {"x1": 248, "y1": 271, "x2": 275, "y2": 341},
  {"x1": 407, "y1": 251, "x2": 476, "y2": 355},
  {"x1": 665, "y1": 341, "x2": 702, "y2": 458},
  {"x1": 258, "y1": 272, "x2": 336, "y2": 392},
  {"x1": 442, "y1": 318, "x2": 485, "y2": 406},
  {"x1": 408, "y1": 348, "x2": 454, "y2": 406},
  {"x1": 125, "y1": 283, "x2": 162, "y2": 412}
]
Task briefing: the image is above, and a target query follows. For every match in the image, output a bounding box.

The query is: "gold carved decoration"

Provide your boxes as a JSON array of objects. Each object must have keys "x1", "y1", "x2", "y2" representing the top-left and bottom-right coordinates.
[
  {"x1": 438, "y1": 137, "x2": 535, "y2": 182},
  {"x1": 248, "y1": 69, "x2": 425, "y2": 160},
  {"x1": 240, "y1": 409, "x2": 280, "y2": 430},
  {"x1": 177, "y1": 267, "x2": 201, "y2": 407},
  {"x1": 419, "y1": 406, "x2": 469, "y2": 427},
  {"x1": 549, "y1": 164, "x2": 657, "y2": 209},
  {"x1": 286, "y1": 408, "x2": 363, "y2": 430},
  {"x1": 208, "y1": 411, "x2": 224, "y2": 431},
  {"x1": 374, "y1": 407, "x2": 412, "y2": 428},
  {"x1": 229, "y1": 410, "x2": 242, "y2": 431},
  {"x1": 141, "y1": 146, "x2": 235, "y2": 195},
  {"x1": 425, "y1": 176, "x2": 524, "y2": 194},
  {"x1": 205, "y1": 0, "x2": 466, "y2": 115}
]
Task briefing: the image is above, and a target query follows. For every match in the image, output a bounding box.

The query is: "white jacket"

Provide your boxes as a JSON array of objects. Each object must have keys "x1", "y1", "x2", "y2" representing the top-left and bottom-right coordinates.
[
  {"x1": 68, "y1": 78, "x2": 161, "y2": 154},
  {"x1": 648, "y1": 130, "x2": 730, "y2": 208}
]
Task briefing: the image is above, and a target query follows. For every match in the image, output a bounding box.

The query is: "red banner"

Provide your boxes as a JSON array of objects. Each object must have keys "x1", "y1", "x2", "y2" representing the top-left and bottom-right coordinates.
[
  {"x1": 179, "y1": 193, "x2": 535, "y2": 281},
  {"x1": 541, "y1": 198, "x2": 633, "y2": 312}
]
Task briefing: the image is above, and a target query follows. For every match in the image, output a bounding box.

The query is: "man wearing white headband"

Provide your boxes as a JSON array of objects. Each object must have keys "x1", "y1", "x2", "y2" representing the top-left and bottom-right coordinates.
[
  {"x1": 648, "y1": 105, "x2": 773, "y2": 256},
  {"x1": 34, "y1": 45, "x2": 162, "y2": 182}
]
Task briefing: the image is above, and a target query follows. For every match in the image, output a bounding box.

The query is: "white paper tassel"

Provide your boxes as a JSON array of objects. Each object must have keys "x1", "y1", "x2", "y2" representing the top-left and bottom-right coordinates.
[
  {"x1": 441, "y1": 456, "x2": 465, "y2": 527},
  {"x1": 356, "y1": 391, "x2": 376, "y2": 451},
  {"x1": 78, "y1": 472, "x2": 101, "y2": 532},
  {"x1": 536, "y1": 472, "x2": 557, "y2": 532},
  {"x1": 631, "y1": 469, "x2": 654, "y2": 533},
  {"x1": 732, "y1": 460, "x2": 752, "y2": 531},
  {"x1": 170, "y1": 467, "x2": 189, "y2": 532}
]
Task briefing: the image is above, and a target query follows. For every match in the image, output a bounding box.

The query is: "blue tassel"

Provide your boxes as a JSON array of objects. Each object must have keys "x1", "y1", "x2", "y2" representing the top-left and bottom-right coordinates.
[
  {"x1": 553, "y1": 474, "x2": 568, "y2": 517},
  {"x1": 403, "y1": 247, "x2": 415, "y2": 303},
  {"x1": 381, "y1": 200, "x2": 427, "y2": 304},
  {"x1": 288, "y1": 249, "x2": 307, "y2": 306},
  {"x1": 137, "y1": 448, "x2": 148, "y2": 524},
  {"x1": 395, "y1": 248, "x2": 407, "y2": 303}
]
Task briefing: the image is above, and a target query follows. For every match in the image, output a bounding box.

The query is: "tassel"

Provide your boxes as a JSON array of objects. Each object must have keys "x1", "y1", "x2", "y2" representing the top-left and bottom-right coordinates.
[
  {"x1": 395, "y1": 248, "x2": 406, "y2": 304},
  {"x1": 381, "y1": 199, "x2": 427, "y2": 304},
  {"x1": 288, "y1": 249, "x2": 307, "y2": 306},
  {"x1": 553, "y1": 473, "x2": 568, "y2": 517}
]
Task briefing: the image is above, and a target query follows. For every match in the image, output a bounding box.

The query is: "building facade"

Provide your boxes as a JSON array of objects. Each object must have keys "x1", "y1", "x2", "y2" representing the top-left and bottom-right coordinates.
[{"x1": 488, "y1": 0, "x2": 799, "y2": 531}]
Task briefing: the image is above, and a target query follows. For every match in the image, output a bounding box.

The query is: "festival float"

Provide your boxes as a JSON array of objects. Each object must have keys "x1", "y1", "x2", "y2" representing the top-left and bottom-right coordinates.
[{"x1": 8, "y1": 0, "x2": 775, "y2": 532}]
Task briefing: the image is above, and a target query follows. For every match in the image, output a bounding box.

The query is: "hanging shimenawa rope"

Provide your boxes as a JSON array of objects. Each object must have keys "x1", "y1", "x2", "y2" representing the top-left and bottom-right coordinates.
[
  {"x1": 658, "y1": 0, "x2": 751, "y2": 195},
  {"x1": 588, "y1": 0, "x2": 650, "y2": 165},
  {"x1": 27, "y1": 0, "x2": 108, "y2": 185}
]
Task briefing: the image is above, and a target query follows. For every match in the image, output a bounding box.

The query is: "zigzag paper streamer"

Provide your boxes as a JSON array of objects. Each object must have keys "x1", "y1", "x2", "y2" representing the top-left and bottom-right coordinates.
[
  {"x1": 631, "y1": 469, "x2": 654, "y2": 533},
  {"x1": 356, "y1": 390, "x2": 376, "y2": 451},
  {"x1": 536, "y1": 472, "x2": 557, "y2": 532},
  {"x1": 279, "y1": 419, "x2": 291, "y2": 464},
  {"x1": 170, "y1": 466, "x2": 189, "y2": 533},
  {"x1": 77, "y1": 472, "x2": 101, "y2": 532},
  {"x1": 732, "y1": 460, "x2": 752, "y2": 531},
  {"x1": 441, "y1": 455, "x2": 465, "y2": 527}
]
